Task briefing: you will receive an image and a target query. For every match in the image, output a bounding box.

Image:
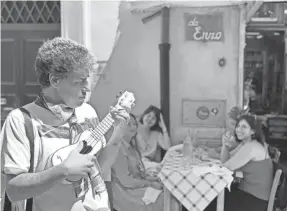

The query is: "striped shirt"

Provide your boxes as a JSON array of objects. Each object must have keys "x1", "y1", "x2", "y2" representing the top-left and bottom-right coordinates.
[{"x1": 1, "y1": 102, "x2": 107, "y2": 211}]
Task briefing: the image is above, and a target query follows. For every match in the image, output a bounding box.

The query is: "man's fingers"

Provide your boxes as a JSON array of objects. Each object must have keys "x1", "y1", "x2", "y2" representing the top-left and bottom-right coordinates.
[
  {"x1": 110, "y1": 106, "x2": 126, "y2": 113},
  {"x1": 109, "y1": 106, "x2": 117, "y2": 113},
  {"x1": 91, "y1": 156, "x2": 98, "y2": 163},
  {"x1": 82, "y1": 173, "x2": 90, "y2": 181},
  {"x1": 86, "y1": 161, "x2": 94, "y2": 168},
  {"x1": 87, "y1": 154, "x2": 94, "y2": 161},
  {"x1": 82, "y1": 166, "x2": 92, "y2": 174}
]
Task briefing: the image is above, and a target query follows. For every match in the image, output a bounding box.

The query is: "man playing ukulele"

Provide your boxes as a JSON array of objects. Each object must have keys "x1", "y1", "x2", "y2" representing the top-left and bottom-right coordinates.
[{"x1": 1, "y1": 37, "x2": 130, "y2": 211}]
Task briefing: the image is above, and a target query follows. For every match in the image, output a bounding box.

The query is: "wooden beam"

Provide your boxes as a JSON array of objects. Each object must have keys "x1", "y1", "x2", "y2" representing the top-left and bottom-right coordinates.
[
  {"x1": 142, "y1": 9, "x2": 162, "y2": 24},
  {"x1": 245, "y1": 1, "x2": 263, "y2": 23}
]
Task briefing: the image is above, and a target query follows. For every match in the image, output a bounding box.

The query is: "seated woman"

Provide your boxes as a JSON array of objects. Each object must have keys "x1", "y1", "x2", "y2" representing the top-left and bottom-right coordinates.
[
  {"x1": 207, "y1": 106, "x2": 246, "y2": 159},
  {"x1": 206, "y1": 114, "x2": 274, "y2": 211},
  {"x1": 111, "y1": 114, "x2": 164, "y2": 211},
  {"x1": 136, "y1": 105, "x2": 171, "y2": 176}
]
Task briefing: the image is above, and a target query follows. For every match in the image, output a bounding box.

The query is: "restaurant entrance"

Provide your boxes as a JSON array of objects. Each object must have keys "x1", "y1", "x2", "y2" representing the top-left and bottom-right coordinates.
[
  {"x1": 244, "y1": 2, "x2": 287, "y2": 162},
  {"x1": 244, "y1": 30, "x2": 285, "y2": 115}
]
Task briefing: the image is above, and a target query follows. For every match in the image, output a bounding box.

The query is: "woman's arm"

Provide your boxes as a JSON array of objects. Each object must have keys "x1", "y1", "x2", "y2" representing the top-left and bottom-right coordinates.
[
  {"x1": 220, "y1": 145, "x2": 231, "y2": 163},
  {"x1": 223, "y1": 143, "x2": 254, "y2": 171},
  {"x1": 208, "y1": 148, "x2": 221, "y2": 159},
  {"x1": 157, "y1": 131, "x2": 171, "y2": 150},
  {"x1": 157, "y1": 114, "x2": 172, "y2": 150},
  {"x1": 144, "y1": 175, "x2": 159, "y2": 182},
  {"x1": 97, "y1": 125, "x2": 125, "y2": 176},
  {"x1": 220, "y1": 143, "x2": 243, "y2": 163},
  {"x1": 229, "y1": 143, "x2": 243, "y2": 156}
]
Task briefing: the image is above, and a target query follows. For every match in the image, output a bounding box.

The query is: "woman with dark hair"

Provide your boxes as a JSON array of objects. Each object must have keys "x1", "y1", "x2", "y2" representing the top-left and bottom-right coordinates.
[
  {"x1": 136, "y1": 105, "x2": 171, "y2": 176},
  {"x1": 206, "y1": 114, "x2": 274, "y2": 211},
  {"x1": 111, "y1": 114, "x2": 164, "y2": 211}
]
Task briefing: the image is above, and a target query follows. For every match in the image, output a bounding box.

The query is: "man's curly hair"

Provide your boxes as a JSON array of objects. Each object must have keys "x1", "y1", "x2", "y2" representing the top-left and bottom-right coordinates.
[{"x1": 34, "y1": 37, "x2": 99, "y2": 88}]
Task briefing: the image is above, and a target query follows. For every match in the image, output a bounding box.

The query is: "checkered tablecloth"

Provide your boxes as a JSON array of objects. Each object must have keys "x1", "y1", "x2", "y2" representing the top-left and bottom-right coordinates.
[{"x1": 158, "y1": 151, "x2": 234, "y2": 211}]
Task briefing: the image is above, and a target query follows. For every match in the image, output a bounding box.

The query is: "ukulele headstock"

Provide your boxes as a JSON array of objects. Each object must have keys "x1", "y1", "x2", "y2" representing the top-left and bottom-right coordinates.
[{"x1": 114, "y1": 90, "x2": 136, "y2": 112}]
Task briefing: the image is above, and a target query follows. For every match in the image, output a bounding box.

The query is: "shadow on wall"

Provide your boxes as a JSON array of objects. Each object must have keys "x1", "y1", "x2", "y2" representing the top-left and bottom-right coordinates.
[{"x1": 90, "y1": 2, "x2": 161, "y2": 121}]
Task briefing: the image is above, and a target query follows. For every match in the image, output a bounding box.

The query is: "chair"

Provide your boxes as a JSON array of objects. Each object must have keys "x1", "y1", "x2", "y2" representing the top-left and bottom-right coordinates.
[
  {"x1": 267, "y1": 169, "x2": 283, "y2": 211},
  {"x1": 268, "y1": 146, "x2": 281, "y2": 163},
  {"x1": 265, "y1": 116, "x2": 287, "y2": 161},
  {"x1": 267, "y1": 146, "x2": 285, "y2": 211}
]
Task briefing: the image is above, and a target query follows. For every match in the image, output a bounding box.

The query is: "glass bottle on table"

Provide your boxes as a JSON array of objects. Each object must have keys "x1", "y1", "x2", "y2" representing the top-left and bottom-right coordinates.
[
  {"x1": 182, "y1": 129, "x2": 197, "y2": 166},
  {"x1": 182, "y1": 135, "x2": 192, "y2": 168},
  {"x1": 190, "y1": 129, "x2": 199, "y2": 164}
]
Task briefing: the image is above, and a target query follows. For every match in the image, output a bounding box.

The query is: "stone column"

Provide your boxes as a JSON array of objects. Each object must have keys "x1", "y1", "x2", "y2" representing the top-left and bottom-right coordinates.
[
  {"x1": 60, "y1": 0, "x2": 121, "y2": 100},
  {"x1": 61, "y1": 0, "x2": 86, "y2": 45}
]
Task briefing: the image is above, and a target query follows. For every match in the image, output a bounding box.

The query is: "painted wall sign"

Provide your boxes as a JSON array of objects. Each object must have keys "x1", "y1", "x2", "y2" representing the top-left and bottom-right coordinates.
[
  {"x1": 184, "y1": 13, "x2": 224, "y2": 42},
  {"x1": 196, "y1": 106, "x2": 210, "y2": 120},
  {"x1": 182, "y1": 99, "x2": 226, "y2": 127}
]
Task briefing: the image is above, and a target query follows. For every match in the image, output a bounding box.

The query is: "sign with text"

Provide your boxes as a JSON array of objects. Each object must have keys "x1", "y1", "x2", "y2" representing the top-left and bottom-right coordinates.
[{"x1": 184, "y1": 13, "x2": 224, "y2": 42}]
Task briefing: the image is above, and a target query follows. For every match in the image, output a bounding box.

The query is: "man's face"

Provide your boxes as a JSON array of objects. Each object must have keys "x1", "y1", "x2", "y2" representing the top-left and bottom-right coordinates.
[{"x1": 55, "y1": 70, "x2": 93, "y2": 108}]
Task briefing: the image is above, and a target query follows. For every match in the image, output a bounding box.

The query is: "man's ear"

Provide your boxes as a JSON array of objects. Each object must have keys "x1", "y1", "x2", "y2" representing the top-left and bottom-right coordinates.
[{"x1": 49, "y1": 74, "x2": 61, "y2": 88}]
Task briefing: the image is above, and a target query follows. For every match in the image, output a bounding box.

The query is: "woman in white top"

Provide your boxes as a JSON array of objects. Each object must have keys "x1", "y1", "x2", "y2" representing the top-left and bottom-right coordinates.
[{"x1": 135, "y1": 105, "x2": 171, "y2": 176}]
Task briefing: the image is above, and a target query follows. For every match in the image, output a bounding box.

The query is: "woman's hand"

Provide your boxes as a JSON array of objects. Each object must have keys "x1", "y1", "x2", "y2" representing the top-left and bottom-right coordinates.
[
  {"x1": 145, "y1": 175, "x2": 159, "y2": 182},
  {"x1": 168, "y1": 144, "x2": 183, "y2": 153},
  {"x1": 207, "y1": 148, "x2": 220, "y2": 159},
  {"x1": 150, "y1": 181, "x2": 163, "y2": 190},
  {"x1": 222, "y1": 131, "x2": 236, "y2": 150}
]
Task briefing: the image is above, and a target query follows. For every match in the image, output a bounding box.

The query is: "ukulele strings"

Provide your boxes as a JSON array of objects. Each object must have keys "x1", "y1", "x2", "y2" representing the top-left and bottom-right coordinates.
[{"x1": 81, "y1": 113, "x2": 114, "y2": 154}]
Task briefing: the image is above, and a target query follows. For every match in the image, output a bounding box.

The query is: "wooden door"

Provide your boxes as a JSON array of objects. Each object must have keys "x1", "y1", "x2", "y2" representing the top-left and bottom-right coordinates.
[
  {"x1": 1, "y1": 1, "x2": 61, "y2": 126},
  {"x1": 1, "y1": 30, "x2": 60, "y2": 102},
  {"x1": 1, "y1": 29, "x2": 60, "y2": 126}
]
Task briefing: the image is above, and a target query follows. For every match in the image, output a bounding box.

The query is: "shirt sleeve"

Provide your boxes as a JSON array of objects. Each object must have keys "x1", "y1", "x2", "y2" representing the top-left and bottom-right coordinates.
[{"x1": 1, "y1": 110, "x2": 31, "y2": 175}]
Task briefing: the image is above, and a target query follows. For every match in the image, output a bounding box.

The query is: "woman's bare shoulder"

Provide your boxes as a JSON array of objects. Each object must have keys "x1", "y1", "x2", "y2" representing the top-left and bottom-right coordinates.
[{"x1": 247, "y1": 140, "x2": 269, "y2": 159}]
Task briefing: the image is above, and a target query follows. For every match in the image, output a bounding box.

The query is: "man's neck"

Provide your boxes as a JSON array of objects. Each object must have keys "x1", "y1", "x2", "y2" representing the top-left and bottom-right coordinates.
[{"x1": 42, "y1": 88, "x2": 63, "y2": 105}]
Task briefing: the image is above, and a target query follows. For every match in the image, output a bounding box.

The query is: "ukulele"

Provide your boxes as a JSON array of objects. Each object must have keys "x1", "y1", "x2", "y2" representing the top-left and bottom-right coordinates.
[{"x1": 47, "y1": 90, "x2": 136, "y2": 185}]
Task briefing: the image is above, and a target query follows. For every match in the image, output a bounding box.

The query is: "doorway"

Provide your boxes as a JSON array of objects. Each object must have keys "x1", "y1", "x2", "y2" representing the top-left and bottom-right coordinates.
[
  {"x1": 244, "y1": 30, "x2": 285, "y2": 114},
  {"x1": 1, "y1": 1, "x2": 61, "y2": 126}
]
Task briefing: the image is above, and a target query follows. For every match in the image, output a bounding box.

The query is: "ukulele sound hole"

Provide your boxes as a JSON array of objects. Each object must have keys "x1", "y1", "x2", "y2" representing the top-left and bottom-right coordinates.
[{"x1": 80, "y1": 140, "x2": 93, "y2": 154}]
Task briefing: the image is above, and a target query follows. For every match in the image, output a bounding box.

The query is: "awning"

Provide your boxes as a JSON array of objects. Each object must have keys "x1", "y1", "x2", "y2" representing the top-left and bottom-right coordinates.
[
  {"x1": 128, "y1": 1, "x2": 246, "y2": 13},
  {"x1": 127, "y1": 0, "x2": 263, "y2": 22}
]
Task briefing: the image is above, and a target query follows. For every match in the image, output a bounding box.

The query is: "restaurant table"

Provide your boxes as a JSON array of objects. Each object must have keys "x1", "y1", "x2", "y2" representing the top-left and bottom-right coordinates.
[{"x1": 158, "y1": 150, "x2": 233, "y2": 211}]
